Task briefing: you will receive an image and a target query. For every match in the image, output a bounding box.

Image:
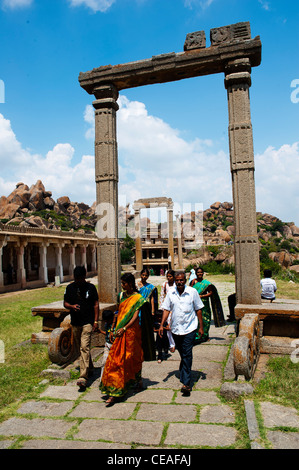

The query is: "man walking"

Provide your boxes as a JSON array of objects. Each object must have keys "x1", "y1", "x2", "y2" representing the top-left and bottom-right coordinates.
[
  {"x1": 159, "y1": 271, "x2": 204, "y2": 395},
  {"x1": 64, "y1": 266, "x2": 99, "y2": 391}
]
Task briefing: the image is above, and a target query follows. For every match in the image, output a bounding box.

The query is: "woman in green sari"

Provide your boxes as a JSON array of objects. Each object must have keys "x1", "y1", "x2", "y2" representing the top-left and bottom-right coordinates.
[{"x1": 190, "y1": 267, "x2": 213, "y2": 342}]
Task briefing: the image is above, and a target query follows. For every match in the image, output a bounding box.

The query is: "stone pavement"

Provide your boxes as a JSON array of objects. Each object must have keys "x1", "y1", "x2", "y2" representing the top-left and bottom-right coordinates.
[{"x1": 0, "y1": 278, "x2": 298, "y2": 450}]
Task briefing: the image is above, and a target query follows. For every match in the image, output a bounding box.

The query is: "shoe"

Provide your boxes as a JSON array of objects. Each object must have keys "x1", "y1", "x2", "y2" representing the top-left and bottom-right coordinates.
[
  {"x1": 169, "y1": 347, "x2": 175, "y2": 353},
  {"x1": 181, "y1": 385, "x2": 191, "y2": 396},
  {"x1": 77, "y1": 380, "x2": 86, "y2": 392},
  {"x1": 157, "y1": 359, "x2": 162, "y2": 363}
]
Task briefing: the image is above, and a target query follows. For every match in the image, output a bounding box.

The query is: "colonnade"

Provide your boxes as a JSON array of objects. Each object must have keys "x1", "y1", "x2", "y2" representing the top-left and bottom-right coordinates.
[{"x1": 0, "y1": 227, "x2": 97, "y2": 293}]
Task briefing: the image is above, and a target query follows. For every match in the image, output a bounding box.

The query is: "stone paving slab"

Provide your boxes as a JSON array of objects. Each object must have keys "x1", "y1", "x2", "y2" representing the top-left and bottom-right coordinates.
[
  {"x1": 0, "y1": 417, "x2": 73, "y2": 439},
  {"x1": 39, "y1": 384, "x2": 83, "y2": 400},
  {"x1": 164, "y1": 423, "x2": 237, "y2": 447},
  {"x1": 75, "y1": 419, "x2": 164, "y2": 446},
  {"x1": 20, "y1": 439, "x2": 131, "y2": 449},
  {"x1": 267, "y1": 431, "x2": 299, "y2": 449},
  {"x1": 17, "y1": 400, "x2": 74, "y2": 417},
  {"x1": 0, "y1": 440, "x2": 14, "y2": 449},
  {"x1": 199, "y1": 405, "x2": 235, "y2": 424},
  {"x1": 175, "y1": 390, "x2": 221, "y2": 405},
  {"x1": 69, "y1": 401, "x2": 136, "y2": 419},
  {"x1": 136, "y1": 403, "x2": 197, "y2": 422},
  {"x1": 260, "y1": 402, "x2": 299, "y2": 428},
  {"x1": 126, "y1": 389, "x2": 175, "y2": 403}
]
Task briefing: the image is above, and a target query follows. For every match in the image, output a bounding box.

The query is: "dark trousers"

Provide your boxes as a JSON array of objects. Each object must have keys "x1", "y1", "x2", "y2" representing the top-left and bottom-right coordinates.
[{"x1": 172, "y1": 329, "x2": 197, "y2": 387}]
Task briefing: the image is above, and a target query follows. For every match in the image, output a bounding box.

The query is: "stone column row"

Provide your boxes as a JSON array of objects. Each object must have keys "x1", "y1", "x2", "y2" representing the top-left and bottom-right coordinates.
[{"x1": 0, "y1": 242, "x2": 97, "y2": 290}]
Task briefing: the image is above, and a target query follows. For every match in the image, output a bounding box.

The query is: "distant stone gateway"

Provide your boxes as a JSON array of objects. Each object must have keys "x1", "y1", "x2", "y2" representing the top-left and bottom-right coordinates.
[{"x1": 79, "y1": 21, "x2": 262, "y2": 305}]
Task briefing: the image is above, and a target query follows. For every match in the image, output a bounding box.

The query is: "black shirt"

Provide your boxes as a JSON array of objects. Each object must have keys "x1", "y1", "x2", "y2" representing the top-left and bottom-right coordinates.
[{"x1": 64, "y1": 281, "x2": 98, "y2": 326}]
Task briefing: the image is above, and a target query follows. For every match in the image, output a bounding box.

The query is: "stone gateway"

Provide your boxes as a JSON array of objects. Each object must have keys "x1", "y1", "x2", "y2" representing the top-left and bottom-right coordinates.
[{"x1": 79, "y1": 21, "x2": 262, "y2": 305}]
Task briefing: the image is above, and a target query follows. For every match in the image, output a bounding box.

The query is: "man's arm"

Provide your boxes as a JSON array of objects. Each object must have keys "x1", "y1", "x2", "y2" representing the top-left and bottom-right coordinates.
[
  {"x1": 196, "y1": 309, "x2": 204, "y2": 338},
  {"x1": 158, "y1": 310, "x2": 170, "y2": 337},
  {"x1": 93, "y1": 300, "x2": 100, "y2": 331}
]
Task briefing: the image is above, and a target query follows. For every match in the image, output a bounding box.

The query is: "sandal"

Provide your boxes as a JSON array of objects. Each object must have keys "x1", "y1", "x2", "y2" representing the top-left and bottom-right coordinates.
[{"x1": 105, "y1": 397, "x2": 115, "y2": 407}]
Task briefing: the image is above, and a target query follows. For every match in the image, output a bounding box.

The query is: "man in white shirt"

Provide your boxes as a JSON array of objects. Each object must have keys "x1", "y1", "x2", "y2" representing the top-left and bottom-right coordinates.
[
  {"x1": 260, "y1": 269, "x2": 277, "y2": 302},
  {"x1": 159, "y1": 271, "x2": 204, "y2": 395}
]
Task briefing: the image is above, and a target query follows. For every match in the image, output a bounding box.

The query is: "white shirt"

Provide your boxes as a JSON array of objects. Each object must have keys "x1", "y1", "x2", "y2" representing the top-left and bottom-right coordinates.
[
  {"x1": 162, "y1": 285, "x2": 204, "y2": 335},
  {"x1": 260, "y1": 278, "x2": 277, "y2": 299}
]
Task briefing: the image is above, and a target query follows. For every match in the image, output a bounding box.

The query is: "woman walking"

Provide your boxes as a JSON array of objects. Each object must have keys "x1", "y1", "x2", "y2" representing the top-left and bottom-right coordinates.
[{"x1": 100, "y1": 273, "x2": 154, "y2": 406}]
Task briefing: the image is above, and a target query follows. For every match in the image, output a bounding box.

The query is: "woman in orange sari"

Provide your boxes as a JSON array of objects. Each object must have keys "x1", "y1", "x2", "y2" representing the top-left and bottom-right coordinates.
[{"x1": 100, "y1": 273, "x2": 153, "y2": 406}]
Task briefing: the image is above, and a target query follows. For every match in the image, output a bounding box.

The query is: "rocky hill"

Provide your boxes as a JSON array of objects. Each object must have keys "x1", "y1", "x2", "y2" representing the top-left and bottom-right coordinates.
[{"x1": 1, "y1": 181, "x2": 299, "y2": 271}]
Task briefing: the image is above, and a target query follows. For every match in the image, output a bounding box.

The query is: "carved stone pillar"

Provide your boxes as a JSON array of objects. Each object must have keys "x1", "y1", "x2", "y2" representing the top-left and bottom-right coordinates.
[
  {"x1": 93, "y1": 84, "x2": 120, "y2": 303},
  {"x1": 134, "y1": 208, "x2": 143, "y2": 272},
  {"x1": 225, "y1": 58, "x2": 261, "y2": 304}
]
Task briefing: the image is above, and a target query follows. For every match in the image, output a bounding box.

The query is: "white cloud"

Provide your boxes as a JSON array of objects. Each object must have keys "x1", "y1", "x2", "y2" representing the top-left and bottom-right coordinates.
[
  {"x1": 1, "y1": 103, "x2": 298, "y2": 227},
  {"x1": 258, "y1": 0, "x2": 270, "y2": 11},
  {"x1": 255, "y1": 142, "x2": 299, "y2": 224},
  {"x1": 68, "y1": 0, "x2": 116, "y2": 13},
  {"x1": 0, "y1": 113, "x2": 96, "y2": 205},
  {"x1": 1, "y1": 0, "x2": 33, "y2": 9}
]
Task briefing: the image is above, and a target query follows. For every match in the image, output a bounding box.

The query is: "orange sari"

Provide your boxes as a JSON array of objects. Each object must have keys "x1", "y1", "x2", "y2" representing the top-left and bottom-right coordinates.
[{"x1": 99, "y1": 292, "x2": 146, "y2": 397}]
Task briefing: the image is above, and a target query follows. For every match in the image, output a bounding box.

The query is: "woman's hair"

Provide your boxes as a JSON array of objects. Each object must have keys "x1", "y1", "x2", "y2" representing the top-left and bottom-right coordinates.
[
  {"x1": 141, "y1": 268, "x2": 150, "y2": 276},
  {"x1": 167, "y1": 269, "x2": 175, "y2": 278},
  {"x1": 195, "y1": 266, "x2": 204, "y2": 274},
  {"x1": 121, "y1": 272, "x2": 138, "y2": 291}
]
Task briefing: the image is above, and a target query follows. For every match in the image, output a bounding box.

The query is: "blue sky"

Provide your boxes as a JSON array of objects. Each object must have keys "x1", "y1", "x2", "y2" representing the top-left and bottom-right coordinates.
[{"x1": 0, "y1": 0, "x2": 298, "y2": 225}]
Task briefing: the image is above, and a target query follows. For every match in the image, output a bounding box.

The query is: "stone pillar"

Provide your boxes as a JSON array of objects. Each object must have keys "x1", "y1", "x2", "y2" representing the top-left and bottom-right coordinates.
[
  {"x1": 225, "y1": 58, "x2": 261, "y2": 304},
  {"x1": 0, "y1": 243, "x2": 4, "y2": 288},
  {"x1": 80, "y1": 245, "x2": 87, "y2": 271},
  {"x1": 167, "y1": 205, "x2": 174, "y2": 269},
  {"x1": 69, "y1": 245, "x2": 76, "y2": 277},
  {"x1": 39, "y1": 243, "x2": 48, "y2": 285},
  {"x1": 17, "y1": 243, "x2": 27, "y2": 288},
  {"x1": 134, "y1": 208, "x2": 143, "y2": 272},
  {"x1": 55, "y1": 244, "x2": 64, "y2": 283},
  {"x1": 176, "y1": 214, "x2": 183, "y2": 269},
  {"x1": 93, "y1": 84, "x2": 121, "y2": 302},
  {"x1": 91, "y1": 245, "x2": 97, "y2": 271}
]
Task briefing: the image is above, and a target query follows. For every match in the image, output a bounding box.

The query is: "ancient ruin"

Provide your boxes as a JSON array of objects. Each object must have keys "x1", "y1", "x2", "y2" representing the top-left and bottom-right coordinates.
[{"x1": 79, "y1": 20, "x2": 262, "y2": 305}]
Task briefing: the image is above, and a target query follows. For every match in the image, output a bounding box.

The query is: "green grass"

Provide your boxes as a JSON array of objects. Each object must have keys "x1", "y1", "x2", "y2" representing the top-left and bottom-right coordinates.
[
  {"x1": 0, "y1": 286, "x2": 66, "y2": 415},
  {"x1": 253, "y1": 356, "x2": 299, "y2": 410}
]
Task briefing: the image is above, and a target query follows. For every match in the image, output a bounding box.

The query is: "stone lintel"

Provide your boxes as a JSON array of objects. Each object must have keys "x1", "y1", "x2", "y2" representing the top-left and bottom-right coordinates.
[
  {"x1": 133, "y1": 197, "x2": 173, "y2": 210},
  {"x1": 235, "y1": 303, "x2": 299, "y2": 321},
  {"x1": 79, "y1": 35, "x2": 261, "y2": 94}
]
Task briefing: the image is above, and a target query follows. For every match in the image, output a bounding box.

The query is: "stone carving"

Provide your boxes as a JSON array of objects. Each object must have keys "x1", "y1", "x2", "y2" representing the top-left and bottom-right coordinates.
[
  {"x1": 210, "y1": 22, "x2": 251, "y2": 46},
  {"x1": 184, "y1": 31, "x2": 206, "y2": 51}
]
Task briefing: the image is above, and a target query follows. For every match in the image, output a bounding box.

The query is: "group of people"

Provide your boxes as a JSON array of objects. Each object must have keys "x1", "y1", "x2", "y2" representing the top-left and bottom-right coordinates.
[{"x1": 63, "y1": 265, "x2": 227, "y2": 407}]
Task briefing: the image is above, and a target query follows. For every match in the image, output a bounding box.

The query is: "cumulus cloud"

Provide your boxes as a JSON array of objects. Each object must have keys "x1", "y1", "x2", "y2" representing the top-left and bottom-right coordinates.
[
  {"x1": 255, "y1": 142, "x2": 299, "y2": 223},
  {"x1": 1, "y1": 100, "x2": 298, "y2": 226},
  {"x1": 0, "y1": 113, "x2": 96, "y2": 205},
  {"x1": 68, "y1": 0, "x2": 116, "y2": 13}
]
